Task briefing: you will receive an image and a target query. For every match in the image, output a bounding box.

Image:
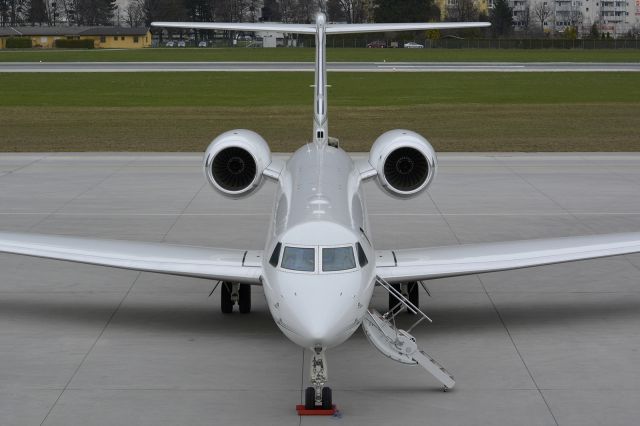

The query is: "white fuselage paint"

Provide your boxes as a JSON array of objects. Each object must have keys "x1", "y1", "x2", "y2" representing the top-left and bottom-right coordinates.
[{"x1": 261, "y1": 144, "x2": 377, "y2": 349}]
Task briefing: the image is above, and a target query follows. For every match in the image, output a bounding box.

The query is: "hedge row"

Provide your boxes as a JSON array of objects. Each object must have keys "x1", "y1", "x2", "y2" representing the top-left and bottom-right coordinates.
[
  {"x1": 6, "y1": 37, "x2": 32, "y2": 48},
  {"x1": 54, "y1": 39, "x2": 94, "y2": 49}
]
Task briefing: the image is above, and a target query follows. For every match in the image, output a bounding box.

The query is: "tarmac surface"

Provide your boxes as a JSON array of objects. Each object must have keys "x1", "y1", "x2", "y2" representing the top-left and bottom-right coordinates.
[
  {"x1": 1, "y1": 61, "x2": 640, "y2": 72},
  {"x1": 1, "y1": 152, "x2": 640, "y2": 425}
]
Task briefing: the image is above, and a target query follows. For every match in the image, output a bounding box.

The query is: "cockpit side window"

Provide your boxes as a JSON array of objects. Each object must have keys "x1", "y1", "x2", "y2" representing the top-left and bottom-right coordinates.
[
  {"x1": 322, "y1": 246, "x2": 356, "y2": 272},
  {"x1": 356, "y1": 242, "x2": 368, "y2": 267},
  {"x1": 281, "y1": 246, "x2": 315, "y2": 272},
  {"x1": 269, "y1": 242, "x2": 282, "y2": 267}
]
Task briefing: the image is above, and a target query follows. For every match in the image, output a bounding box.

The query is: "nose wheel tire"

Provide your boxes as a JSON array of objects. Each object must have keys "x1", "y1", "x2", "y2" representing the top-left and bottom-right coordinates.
[
  {"x1": 304, "y1": 387, "x2": 315, "y2": 410},
  {"x1": 321, "y1": 387, "x2": 332, "y2": 410},
  {"x1": 304, "y1": 386, "x2": 332, "y2": 410}
]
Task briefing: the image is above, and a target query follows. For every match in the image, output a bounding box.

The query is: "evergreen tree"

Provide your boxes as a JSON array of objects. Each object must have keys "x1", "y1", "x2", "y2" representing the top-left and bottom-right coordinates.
[
  {"x1": 374, "y1": 0, "x2": 439, "y2": 23},
  {"x1": 75, "y1": 0, "x2": 116, "y2": 25},
  {"x1": 490, "y1": 0, "x2": 513, "y2": 37},
  {"x1": 27, "y1": 0, "x2": 47, "y2": 24}
]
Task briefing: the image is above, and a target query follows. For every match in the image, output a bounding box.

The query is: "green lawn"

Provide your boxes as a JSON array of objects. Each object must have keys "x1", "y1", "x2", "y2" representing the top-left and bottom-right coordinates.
[
  {"x1": 1, "y1": 72, "x2": 639, "y2": 152},
  {"x1": 2, "y1": 72, "x2": 639, "y2": 107},
  {"x1": 1, "y1": 47, "x2": 640, "y2": 62}
]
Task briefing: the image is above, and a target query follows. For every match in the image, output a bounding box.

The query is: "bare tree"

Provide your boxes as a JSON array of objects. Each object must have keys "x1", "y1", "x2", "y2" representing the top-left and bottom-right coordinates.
[
  {"x1": 125, "y1": 0, "x2": 144, "y2": 26},
  {"x1": 447, "y1": 0, "x2": 478, "y2": 22},
  {"x1": 278, "y1": 0, "x2": 296, "y2": 22},
  {"x1": 296, "y1": 0, "x2": 319, "y2": 22},
  {"x1": 532, "y1": 1, "x2": 552, "y2": 34},
  {"x1": 568, "y1": 8, "x2": 582, "y2": 28},
  {"x1": 327, "y1": 0, "x2": 367, "y2": 23},
  {"x1": 333, "y1": 0, "x2": 366, "y2": 23},
  {"x1": 518, "y1": 5, "x2": 531, "y2": 34},
  {"x1": 216, "y1": 0, "x2": 249, "y2": 22}
]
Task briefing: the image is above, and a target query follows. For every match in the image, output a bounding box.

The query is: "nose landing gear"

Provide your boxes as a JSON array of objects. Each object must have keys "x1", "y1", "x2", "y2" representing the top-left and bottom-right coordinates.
[{"x1": 297, "y1": 347, "x2": 337, "y2": 416}]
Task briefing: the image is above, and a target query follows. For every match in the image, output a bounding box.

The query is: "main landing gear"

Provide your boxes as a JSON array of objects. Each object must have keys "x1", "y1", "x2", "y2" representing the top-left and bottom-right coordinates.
[
  {"x1": 297, "y1": 347, "x2": 336, "y2": 415},
  {"x1": 389, "y1": 282, "x2": 419, "y2": 314},
  {"x1": 220, "y1": 282, "x2": 251, "y2": 314}
]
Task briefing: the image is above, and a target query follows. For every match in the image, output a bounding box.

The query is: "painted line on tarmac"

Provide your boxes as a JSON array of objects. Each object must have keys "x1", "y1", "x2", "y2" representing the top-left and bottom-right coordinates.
[
  {"x1": 2, "y1": 62, "x2": 640, "y2": 72},
  {"x1": 2, "y1": 211, "x2": 640, "y2": 216}
]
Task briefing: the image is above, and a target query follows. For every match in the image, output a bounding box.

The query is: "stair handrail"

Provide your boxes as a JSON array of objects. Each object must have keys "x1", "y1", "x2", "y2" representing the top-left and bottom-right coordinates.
[{"x1": 375, "y1": 275, "x2": 433, "y2": 330}]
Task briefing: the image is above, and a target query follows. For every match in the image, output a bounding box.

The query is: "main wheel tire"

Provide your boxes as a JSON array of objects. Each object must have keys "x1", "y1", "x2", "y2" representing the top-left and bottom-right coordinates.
[
  {"x1": 408, "y1": 281, "x2": 419, "y2": 314},
  {"x1": 221, "y1": 282, "x2": 233, "y2": 314},
  {"x1": 321, "y1": 387, "x2": 332, "y2": 410},
  {"x1": 239, "y1": 284, "x2": 251, "y2": 314},
  {"x1": 389, "y1": 284, "x2": 401, "y2": 313},
  {"x1": 304, "y1": 387, "x2": 316, "y2": 410}
]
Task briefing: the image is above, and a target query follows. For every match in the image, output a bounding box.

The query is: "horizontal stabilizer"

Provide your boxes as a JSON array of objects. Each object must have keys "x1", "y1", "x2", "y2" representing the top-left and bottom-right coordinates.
[
  {"x1": 151, "y1": 21, "x2": 490, "y2": 35},
  {"x1": 326, "y1": 22, "x2": 490, "y2": 34},
  {"x1": 151, "y1": 22, "x2": 317, "y2": 34}
]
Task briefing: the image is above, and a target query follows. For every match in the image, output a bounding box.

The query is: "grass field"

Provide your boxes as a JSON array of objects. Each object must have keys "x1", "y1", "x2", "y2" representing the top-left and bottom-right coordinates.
[
  {"x1": 1, "y1": 72, "x2": 639, "y2": 152},
  {"x1": 1, "y1": 47, "x2": 640, "y2": 63}
]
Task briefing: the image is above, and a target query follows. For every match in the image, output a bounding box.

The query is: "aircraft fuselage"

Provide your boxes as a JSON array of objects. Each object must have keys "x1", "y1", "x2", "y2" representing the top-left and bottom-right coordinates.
[{"x1": 261, "y1": 144, "x2": 376, "y2": 349}]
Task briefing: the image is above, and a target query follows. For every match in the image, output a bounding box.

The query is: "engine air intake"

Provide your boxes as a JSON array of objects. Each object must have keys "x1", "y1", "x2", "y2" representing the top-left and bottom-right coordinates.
[
  {"x1": 211, "y1": 147, "x2": 257, "y2": 192},
  {"x1": 383, "y1": 147, "x2": 429, "y2": 192},
  {"x1": 368, "y1": 129, "x2": 437, "y2": 198}
]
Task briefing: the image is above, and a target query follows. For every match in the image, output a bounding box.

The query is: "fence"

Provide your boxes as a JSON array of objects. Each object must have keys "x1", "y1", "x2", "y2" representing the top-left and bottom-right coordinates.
[
  {"x1": 153, "y1": 37, "x2": 640, "y2": 49},
  {"x1": 312, "y1": 37, "x2": 640, "y2": 49}
]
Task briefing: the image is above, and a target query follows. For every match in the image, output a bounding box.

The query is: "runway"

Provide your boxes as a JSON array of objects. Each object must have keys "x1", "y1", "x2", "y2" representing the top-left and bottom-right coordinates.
[
  {"x1": 2, "y1": 153, "x2": 640, "y2": 425},
  {"x1": 1, "y1": 61, "x2": 640, "y2": 72}
]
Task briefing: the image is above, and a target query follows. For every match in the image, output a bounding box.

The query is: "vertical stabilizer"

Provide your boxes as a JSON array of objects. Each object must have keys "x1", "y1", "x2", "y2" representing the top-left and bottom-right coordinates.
[{"x1": 313, "y1": 13, "x2": 328, "y2": 146}]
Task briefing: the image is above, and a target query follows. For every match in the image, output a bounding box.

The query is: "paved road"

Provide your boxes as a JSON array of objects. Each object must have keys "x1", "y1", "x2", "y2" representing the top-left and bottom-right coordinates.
[
  {"x1": 1, "y1": 61, "x2": 640, "y2": 72},
  {"x1": 1, "y1": 153, "x2": 640, "y2": 425}
]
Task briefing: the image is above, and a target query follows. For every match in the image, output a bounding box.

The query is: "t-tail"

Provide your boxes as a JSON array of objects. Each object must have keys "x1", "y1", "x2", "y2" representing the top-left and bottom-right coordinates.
[{"x1": 151, "y1": 15, "x2": 490, "y2": 147}]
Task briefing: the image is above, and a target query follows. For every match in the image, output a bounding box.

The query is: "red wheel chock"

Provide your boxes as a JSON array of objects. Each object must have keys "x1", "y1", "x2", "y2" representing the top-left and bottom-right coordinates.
[{"x1": 296, "y1": 404, "x2": 337, "y2": 416}]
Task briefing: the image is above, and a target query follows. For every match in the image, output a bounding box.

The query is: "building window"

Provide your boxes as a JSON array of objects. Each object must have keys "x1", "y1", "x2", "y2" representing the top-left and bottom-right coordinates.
[
  {"x1": 100, "y1": 36, "x2": 106, "y2": 43},
  {"x1": 121, "y1": 36, "x2": 125, "y2": 40},
  {"x1": 114, "y1": 36, "x2": 118, "y2": 41},
  {"x1": 133, "y1": 36, "x2": 139, "y2": 43}
]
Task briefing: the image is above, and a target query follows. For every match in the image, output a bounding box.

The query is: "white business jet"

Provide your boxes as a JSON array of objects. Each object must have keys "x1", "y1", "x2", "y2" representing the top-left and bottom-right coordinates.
[{"x1": 1, "y1": 13, "x2": 640, "y2": 411}]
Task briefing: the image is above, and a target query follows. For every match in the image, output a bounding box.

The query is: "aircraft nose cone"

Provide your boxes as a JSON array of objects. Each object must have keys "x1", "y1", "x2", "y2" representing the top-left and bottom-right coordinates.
[
  {"x1": 303, "y1": 318, "x2": 333, "y2": 343},
  {"x1": 287, "y1": 294, "x2": 354, "y2": 348}
]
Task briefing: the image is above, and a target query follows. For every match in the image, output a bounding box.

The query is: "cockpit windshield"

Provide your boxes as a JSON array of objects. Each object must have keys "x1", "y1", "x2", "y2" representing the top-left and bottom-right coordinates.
[
  {"x1": 281, "y1": 246, "x2": 315, "y2": 272},
  {"x1": 322, "y1": 246, "x2": 356, "y2": 272}
]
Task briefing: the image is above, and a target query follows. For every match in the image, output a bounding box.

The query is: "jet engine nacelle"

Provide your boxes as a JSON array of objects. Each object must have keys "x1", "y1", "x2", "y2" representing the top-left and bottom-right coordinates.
[
  {"x1": 369, "y1": 129, "x2": 437, "y2": 198},
  {"x1": 203, "y1": 129, "x2": 271, "y2": 198}
]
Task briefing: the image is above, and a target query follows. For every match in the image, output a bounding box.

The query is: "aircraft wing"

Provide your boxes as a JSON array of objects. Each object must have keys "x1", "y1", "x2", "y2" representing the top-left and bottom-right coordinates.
[
  {"x1": 376, "y1": 232, "x2": 640, "y2": 283},
  {"x1": 0, "y1": 232, "x2": 262, "y2": 284}
]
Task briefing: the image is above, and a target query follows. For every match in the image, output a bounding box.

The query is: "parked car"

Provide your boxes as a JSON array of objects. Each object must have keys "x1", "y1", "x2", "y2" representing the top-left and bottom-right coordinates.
[
  {"x1": 404, "y1": 42, "x2": 424, "y2": 48},
  {"x1": 165, "y1": 41, "x2": 175, "y2": 47},
  {"x1": 177, "y1": 40, "x2": 186, "y2": 48},
  {"x1": 198, "y1": 41, "x2": 208, "y2": 48},
  {"x1": 367, "y1": 40, "x2": 386, "y2": 48}
]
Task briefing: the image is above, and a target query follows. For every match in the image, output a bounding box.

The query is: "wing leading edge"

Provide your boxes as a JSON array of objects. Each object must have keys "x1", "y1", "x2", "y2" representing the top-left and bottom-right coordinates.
[
  {"x1": 0, "y1": 232, "x2": 262, "y2": 284},
  {"x1": 376, "y1": 232, "x2": 640, "y2": 283}
]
